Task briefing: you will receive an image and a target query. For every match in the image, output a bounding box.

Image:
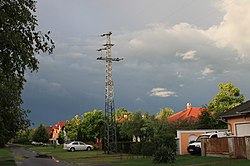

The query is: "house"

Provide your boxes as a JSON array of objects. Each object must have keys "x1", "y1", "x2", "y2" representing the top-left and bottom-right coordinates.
[
  {"x1": 220, "y1": 100, "x2": 250, "y2": 136},
  {"x1": 49, "y1": 121, "x2": 67, "y2": 143},
  {"x1": 168, "y1": 103, "x2": 206, "y2": 123}
]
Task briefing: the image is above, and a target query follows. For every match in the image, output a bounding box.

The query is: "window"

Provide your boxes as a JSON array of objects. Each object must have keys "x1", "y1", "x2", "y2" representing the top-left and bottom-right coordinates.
[{"x1": 211, "y1": 134, "x2": 218, "y2": 138}]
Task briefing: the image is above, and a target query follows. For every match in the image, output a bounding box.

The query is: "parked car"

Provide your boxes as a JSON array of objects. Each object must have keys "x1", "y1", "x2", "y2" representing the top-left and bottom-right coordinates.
[
  {"x1": 63, "y1": 141, "x2": 93, "y2": 152},
  {"x1": 187, "y1": 130, "x2": 231, "y2": 155}
]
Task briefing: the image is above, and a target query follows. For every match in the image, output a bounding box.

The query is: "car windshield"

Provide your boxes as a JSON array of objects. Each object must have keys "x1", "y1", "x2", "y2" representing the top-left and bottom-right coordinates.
[{"x1": 196, "y1": 135, "x2": 209, "y2": 142}]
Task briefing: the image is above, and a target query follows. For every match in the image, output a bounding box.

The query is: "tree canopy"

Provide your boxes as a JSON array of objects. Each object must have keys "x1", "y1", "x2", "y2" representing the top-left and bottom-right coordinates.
[
  {"x1": 155, "y1": 107, "x2": 174, "y2": 120},
  {"x1": 0, "y1": 0, "x2": 54, "y2": 147},
  {"x1": 208, "y1": 82, "x2": 245, "y2": 115},
  {"x1": 32, "y1": 124, "x2": 49, "y2": 143},
  {"x1": 65, "y1": 110, "x2": 105, "y2": 142},
  {"x1": 207, "y1": 82, "x2": 245, "y2": 128}
]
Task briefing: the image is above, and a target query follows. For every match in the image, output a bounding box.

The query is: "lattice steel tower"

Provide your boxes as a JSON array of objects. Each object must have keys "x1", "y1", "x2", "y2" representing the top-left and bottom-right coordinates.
[{"x1": 97, "y1": 32, "x2": 123, "y2": 153}]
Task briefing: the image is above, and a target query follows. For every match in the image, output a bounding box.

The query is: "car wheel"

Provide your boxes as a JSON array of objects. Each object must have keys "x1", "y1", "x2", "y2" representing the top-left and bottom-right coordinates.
[
  {"x1": 87, "y1": 147, "x2": 91, "y2": 151},
  {"x1": 70, "y1": 147, "x2": 75, "y2": 152}
]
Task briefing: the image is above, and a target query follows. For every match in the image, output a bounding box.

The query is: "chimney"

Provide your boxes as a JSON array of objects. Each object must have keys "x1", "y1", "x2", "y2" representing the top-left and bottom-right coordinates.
[{"x1": 186, "y1": 103, "x2": 192, "y2": 110}]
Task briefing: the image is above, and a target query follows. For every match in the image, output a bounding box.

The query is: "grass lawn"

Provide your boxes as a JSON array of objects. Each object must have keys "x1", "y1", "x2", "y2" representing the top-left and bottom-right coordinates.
[
  {"x1": 27, "y1": 145, "x2": 250, "y2": 166},
  {"x1": 0, "y1": 147, "x2": 16, "y2": 166}
]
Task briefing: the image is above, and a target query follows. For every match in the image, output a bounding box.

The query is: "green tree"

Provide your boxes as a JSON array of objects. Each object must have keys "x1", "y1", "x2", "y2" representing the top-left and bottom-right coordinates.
[
  {"x1": 58, "y1": 131, "x2": 66, "y2": 144},
  {"x1": 155, "y1": 107, "x2": 174, "y2": 120},
  {"x1": 65, "y1": 115, "x2": 81, "y2": 141},
  {"x1": 77, "y1": 110, "x2": 105, "y2": 142},
  {"x1": 32, "y1": 124, "x2": 49, "y2": 143},
  {"x1": 119, "y1": 110, "x2": 155, "y2": 142},
  {"x1": 0, "y1": 0, "x2": 54, "y2": 147},
  {"x1": 196, "y1": 110, "x2": 215, "y2": 129},
  {"x1": 208, "y1": 82, "x2": 245, "y2": 114},
  {"x1": 65, "y1": 110, "x2": 105, "y2": 142},
  {"x1": 208, "y1": 82, "x2": 245, "y2": 128},
  {"x1": 116, "y1": 108, "x2": 133, "y2": 119},
  {"x1": 13, "y1": 129, "x2": 31, "y2": 144}
]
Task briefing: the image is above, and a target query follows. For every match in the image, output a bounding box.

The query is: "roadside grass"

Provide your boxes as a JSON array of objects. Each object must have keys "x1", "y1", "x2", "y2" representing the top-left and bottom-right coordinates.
[
  {"x1": 0, "y1": 147, "x2": 16, "y2": 166},
  {"x1": 27, "y1": 145, "x2": 250, "y2": 166}
]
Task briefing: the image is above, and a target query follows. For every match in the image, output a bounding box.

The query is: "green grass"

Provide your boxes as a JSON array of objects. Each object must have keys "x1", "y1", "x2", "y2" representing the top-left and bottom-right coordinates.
[
  {"x1": 0, "y1": 147, "x2": 16, "y2": 166},
  {"x1": 113, "y1": 155, "x2": 250, "y2": 166},
  {"x1": 27, "y1": 145, "x2": 250, "y2": 166}
]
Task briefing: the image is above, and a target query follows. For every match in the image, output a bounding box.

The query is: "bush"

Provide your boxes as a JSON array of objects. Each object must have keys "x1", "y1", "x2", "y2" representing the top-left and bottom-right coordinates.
[
  {"x1": 141, "y1": 142, "x2": 156, "y2": 156},
  {"x1": 117, "y1": 142, "x2": 132, "y2": 153},
  {"x1": 153, "y1": 145, "x2": 176, "y2": 164},
  {"x1": 130, "y1": 142, "x2": 142, "y2": 156},
  {"x1": 32, "y1": 124, "x2": 49, "y2": 143}
]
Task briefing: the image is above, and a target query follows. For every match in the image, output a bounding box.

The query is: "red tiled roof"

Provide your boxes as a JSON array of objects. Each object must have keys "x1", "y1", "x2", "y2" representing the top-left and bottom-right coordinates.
[
  {"x1": 167, "y1": 107, "x2": 206, "y2": 123},
  {"x1": 57, "y1": 121, "x2": 67, "y2": 128}
]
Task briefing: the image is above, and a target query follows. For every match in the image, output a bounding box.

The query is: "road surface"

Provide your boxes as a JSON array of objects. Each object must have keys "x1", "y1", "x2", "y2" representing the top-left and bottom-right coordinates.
[{"x1": 9, "y1": 144, "x2": 75, "y2": 166}]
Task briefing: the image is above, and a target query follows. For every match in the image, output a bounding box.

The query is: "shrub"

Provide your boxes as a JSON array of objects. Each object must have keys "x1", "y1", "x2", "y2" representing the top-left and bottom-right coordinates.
[
  {"x1": 153, "y1": 145, "x2": 176, "y2": 164},
  {"x1": 32, "y1": 124, "x2": 49, "y2": 143},
  {"x1": 130, "y1": 142, "x2": 142, "y2": 156},
  {"x1": 141, "y1": 142, "x2": 156, "y2": 156}
]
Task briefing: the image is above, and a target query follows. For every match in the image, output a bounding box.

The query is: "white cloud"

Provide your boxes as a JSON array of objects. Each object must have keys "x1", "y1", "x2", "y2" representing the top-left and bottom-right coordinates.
[
  {"x1": 201, "y1": 67, "x2": 214, "y2": 76},
  {"x1": 176, "y1": 50, "x2": 198, "y2": 60},
  {"x1": 149, "y1": 88, "x2": 176, "y2": 98},
  {"x1": 207, "y1": 0, "x2": 250, "y2": 60}
]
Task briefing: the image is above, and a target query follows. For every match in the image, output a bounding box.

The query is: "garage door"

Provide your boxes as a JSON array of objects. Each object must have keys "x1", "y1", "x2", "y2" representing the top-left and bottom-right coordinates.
[{"x1": 236, "y1": 123, "x2": 250, "y2": 136}]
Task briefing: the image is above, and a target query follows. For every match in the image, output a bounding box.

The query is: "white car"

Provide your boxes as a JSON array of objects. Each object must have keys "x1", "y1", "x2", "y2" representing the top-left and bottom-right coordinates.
[{"x1": 63, "y1": 141, "x2": 93, "y2": 152}]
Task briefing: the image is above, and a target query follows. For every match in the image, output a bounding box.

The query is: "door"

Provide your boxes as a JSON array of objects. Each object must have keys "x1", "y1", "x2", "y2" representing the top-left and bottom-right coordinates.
[{"x1": 236, "y1": 123, "x2": 250, "y2": 136}]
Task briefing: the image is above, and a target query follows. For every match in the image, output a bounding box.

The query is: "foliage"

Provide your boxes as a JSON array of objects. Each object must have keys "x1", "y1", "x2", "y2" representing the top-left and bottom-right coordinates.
[
  {"x1": 65, "y1": 115, "x2": 81, "y2": 141},
  {"x1": 32, "y1": 124, "x2": 49, "y2": 143},
  {"x1": 78, "y1": 109, "x2": 105, "y2": 142},
  {"x1": 65, "y1": 110, "x2": 105, "y2": 142},
  {"x1": 207, "y1": 82, "x2": 245, "y2": 128},
  {"x1": 153, "y1": 121, "x2": 177, "y2": 161},
  {"x1": 153, "y1": 145, "x2": 176, "y2": 164},
  {"x1": 116, "y1": 108, "x2": 133, "y2": 119},
  {"x1": 196, "y1": 110, "x2": 216, "y2": 129},
  {"x1": 118, "y1": 110, "x2": 176, "y2": 159},
  {"x1": 0, "y1": 0, "x2": 54, "y2": 147},
  {"x1": 155, "y1": 107, "x2": 174, "y2": 120},
  {"x1": 13, "y1": 129, "x2": 34, "y2": 144},
  {"x1": 118, "y1": 110, "x2": 155, "y2": 142},
  {"x1": 169, "y1": 118, "x2": 197, "y2": 133},
  {"x1": 129, "y1": 142, "x2": 156, "y2": 156},
  {"x1": 208, "y1": 82, "x2": 245, "y2": 115},
  {"x1": 58, "y1": 131, "x2": 65, "y2": 144}
]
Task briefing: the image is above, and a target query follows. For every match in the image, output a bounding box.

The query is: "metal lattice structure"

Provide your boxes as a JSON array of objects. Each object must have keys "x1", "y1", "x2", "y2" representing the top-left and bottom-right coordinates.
[{"x1": 97, "y1": 32, "x2": 123, "y2": 153}]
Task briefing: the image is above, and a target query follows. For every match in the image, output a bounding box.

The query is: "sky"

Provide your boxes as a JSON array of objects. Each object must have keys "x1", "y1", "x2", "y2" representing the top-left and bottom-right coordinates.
[{"x1": 22, "y1": 0, "x2": 250, "y2": 127}]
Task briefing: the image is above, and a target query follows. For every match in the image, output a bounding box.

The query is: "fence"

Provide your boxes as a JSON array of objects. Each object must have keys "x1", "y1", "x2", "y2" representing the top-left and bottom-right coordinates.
[{"x1": 201, "y1": 136, "x2": 250, "y2": 159}]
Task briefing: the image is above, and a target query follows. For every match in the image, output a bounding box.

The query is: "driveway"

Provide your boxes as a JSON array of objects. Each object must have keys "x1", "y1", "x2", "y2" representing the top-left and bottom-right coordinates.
[{"x1": 9, "y1": 144, "x2": 75, "y2": 166}]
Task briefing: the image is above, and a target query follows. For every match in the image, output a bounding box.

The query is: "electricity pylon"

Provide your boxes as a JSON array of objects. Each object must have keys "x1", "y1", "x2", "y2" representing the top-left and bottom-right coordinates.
[{"x1": 97, "y1": 32, "x2": 123, "y2": 153}]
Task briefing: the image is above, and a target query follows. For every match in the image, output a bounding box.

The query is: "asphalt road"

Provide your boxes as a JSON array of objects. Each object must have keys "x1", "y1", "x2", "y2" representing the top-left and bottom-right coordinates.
[{"x1": 9, "y1": 144, "x2": 75, "y2": 166}]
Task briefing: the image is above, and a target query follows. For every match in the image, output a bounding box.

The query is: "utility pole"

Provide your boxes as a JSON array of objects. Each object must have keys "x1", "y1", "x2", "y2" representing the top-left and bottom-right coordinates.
[{"x1": 97, "y1": 32, "x2": 123, "y2": 153}]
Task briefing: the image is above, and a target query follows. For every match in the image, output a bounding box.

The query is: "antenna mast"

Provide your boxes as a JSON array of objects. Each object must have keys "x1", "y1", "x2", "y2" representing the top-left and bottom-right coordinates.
[{"x1": 97, "y1": 32, "x2": 123, "y2": 153}]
